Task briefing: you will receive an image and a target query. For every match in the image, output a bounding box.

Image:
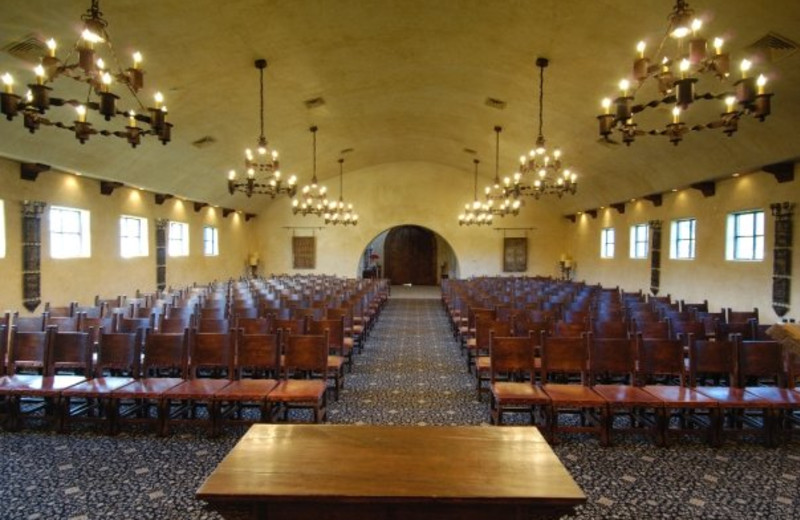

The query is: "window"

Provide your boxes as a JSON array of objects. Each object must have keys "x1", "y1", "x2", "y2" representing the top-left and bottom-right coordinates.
[
  {"x1": 726, "y1": 210, "x2": 764, "y2": 261},
  {"x1": 203, "y1": 226, "x2": 219, "y2": 256},
  {"x1": 670, "y1": 218, "x2": 696, "y2": 260},
  {"x1": 50, "y1": 206, "x2": 91, "y2": 258},
  {"x1": 0, "y1": 199, "x2": 5, "y2": 258},
  {"x1": 120, "y1": 215, "x2": 148, "y2": 258},
  {"x1": 600, "y1": 228, "x2": 615, "y2": 258},
  {"x1": 630, "y1": 223, "x2": 649, "y2": 259},
  {"x1": 168, "y1": 221, "x2": 189, "y2": 257}
]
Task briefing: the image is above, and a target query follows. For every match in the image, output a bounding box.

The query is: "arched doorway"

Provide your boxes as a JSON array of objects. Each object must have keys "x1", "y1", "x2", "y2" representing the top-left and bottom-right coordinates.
[{"x1": 384, "y1": 225, "x2": 437, "y2": 285}]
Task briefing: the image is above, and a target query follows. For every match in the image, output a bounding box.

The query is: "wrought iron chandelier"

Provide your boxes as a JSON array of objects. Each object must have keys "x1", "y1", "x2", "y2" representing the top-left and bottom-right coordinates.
[
  {"x1": 597, "y1": 0, "x2": 773, "y2": 146},
  {"x1": 504, "y1": 58, "x2": 577, "y2": 199},
  {"x1": 483, "y1": 126, "x2": 521, "y2": 217},
  {"x1": 292, "y1": 125, "x2": 330, "y2": 216},
  {"x1": 227, "y1": 59, "x2": 297, "y2": 198},
  {"x1": 458, "y1": 159, "x2": 493, "y2": 226},
  {"x1": 0, "y1": 0, "x2": 171, "y2": 147},
  {"x1": 324, "y1": 158, "x2": 358, "y2": 226}
]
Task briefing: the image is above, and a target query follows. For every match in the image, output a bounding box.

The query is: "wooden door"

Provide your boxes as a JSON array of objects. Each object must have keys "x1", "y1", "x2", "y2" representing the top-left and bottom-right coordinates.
[{"x1": 384, "y1": 226, "x2": 437, "y2": 285}]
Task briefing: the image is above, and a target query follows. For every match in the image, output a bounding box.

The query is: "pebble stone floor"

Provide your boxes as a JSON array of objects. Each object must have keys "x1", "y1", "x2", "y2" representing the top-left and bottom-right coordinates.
[{"x1": 1, "y1": 287, "x2": 799, "y2": 519}]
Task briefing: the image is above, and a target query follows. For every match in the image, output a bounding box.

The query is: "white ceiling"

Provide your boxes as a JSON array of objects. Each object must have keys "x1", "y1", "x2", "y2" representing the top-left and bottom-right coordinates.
[{"x1": 1, "y1": 0, "x2": 799, "y2": 215}]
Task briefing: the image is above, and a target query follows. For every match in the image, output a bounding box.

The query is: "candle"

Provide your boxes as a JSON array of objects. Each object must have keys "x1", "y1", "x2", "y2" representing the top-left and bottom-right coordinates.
[
  {"x1": 636, "y1": 41, "x2": 646, "y2": 59},
  {"x1": 672, "y1": 106, "x2": 680, "y2": 124},
  {"x1": 132, "y1": 51, "x2": 142, "y2": 70},
  {"x1": 76, "y1": 105, "x2": 86, "y2": 123},
  {"x1": 619, "y1": 79, "x2": 630, "y2": 97},
  {"x1": 691, "y1": 19, "x2": 702, "y2": 37},
  {"x1": 46, "y1": 38, "x2": 57, "y2": 58},
  {"x1": 128, "y1": 110, "x2": 136, "y2": 127},
  {"x1": 602, "y1": 98, "x2": 611, "y2": 115},
  {"x1": 679, "y1": 58, "x2": 690, "y2": 79},
  {"x1": 740, "y1": 59, "x2": 751, "y2": 79},
  {"x1": 757, "y1": 74, "x2": 767, "y2": 95},
  {"x1": 154, "y1": 91, "x2": 163, "y2": 109},
  {"x1": 228, "y1": 169, "x2": 236, "y2": 181},
  {"x1": 101, "y1": 72, "x2": 112, "y2": 92},
  {"x1": 2, "y1": 73, "x2": 13, "y2": 94},
  {"x1": 725, "y1": 96, "x2": 735, "y2": 113},
  {"x1": 34, "y1": 64, "x2": 45, "y2": 85},
  {"x1": 713, "y1": 37, "x2": 723, "y2": 55}
]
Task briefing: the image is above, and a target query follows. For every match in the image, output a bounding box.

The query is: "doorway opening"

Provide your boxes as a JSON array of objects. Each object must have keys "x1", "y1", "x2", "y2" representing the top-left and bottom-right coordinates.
[{"x1": 360, "y1": 225, "x2": 458, "y2": 285}]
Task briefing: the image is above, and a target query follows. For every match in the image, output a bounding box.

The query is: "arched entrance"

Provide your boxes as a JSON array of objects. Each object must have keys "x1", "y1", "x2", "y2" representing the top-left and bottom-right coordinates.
[{"x1": 384, "y1": 225, "x2": 437, "y2": 285}]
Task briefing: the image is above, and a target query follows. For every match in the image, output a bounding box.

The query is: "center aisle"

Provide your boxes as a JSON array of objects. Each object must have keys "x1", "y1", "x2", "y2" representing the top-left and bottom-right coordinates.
[{"x1": 327, "y1": 291, "x2": 488, "y2": 425}]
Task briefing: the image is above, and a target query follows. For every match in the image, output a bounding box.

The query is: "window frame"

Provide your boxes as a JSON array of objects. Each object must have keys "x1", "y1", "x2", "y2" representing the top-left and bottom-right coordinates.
[
  {"x1": 50, "y1": 205, "x2": 91, "y2": 259},
  {"x1": 670, "y1": 218, "x2": 697, "y2": 260},
  {"x1": 0, "y1": 199, "x2": 5, "y2": 259},
  {"x1": 725, "y1": 210, "x2": 764, "y2": 262},
  {"x1": 600, "y1": 227, "x2": 615, "y2": 259},
  {"x1": 120, "y1": 215, "x2": 149, "y2": 258},
  {"x1": 629, "y1": 223, "x2": 649, "y2": 259},
  {"x1": 168, "y1": 221, "x2": 190, "y2": 257},
  {"x1": 203, "y1": 225, "x2": 219, "y2": 257}
]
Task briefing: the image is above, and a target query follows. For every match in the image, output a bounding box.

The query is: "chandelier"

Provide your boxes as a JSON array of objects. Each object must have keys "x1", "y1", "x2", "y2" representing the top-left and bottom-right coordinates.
[
  {"x1": 504, "y1": 58, "x2": 577, "y2": 199},
  {"x1": 458, "y1": 159, "x2": 493, "y2": 226},
  {"x1": 597, "y1": 0, "x2": 773, "y2": 146},
  {"x1": 0, "y1": 0, "x2": 171, "y2": 147},
  {"x1": 324, "y1": 158, "x2": 358, "y2": 226},
  {"x1": 292, "y1": 125, "x2": 329, "y2": 216},
  {"x1": 227, "y1": 59, "x2": 297, "y2": 198},
  {"x1": 483, "y1": 126, "x2": 521, "y2": 217}
]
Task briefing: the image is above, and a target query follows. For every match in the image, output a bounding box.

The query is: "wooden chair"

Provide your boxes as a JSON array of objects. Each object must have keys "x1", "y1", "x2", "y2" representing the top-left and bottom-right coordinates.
[
  {"x1": 214, "y1": 330, "x2": 281, "y2": 433},
  {"x1": 44, "y1": 302, "x2": 76, "y2": 317},
  {"x1": 591, "y1": 320, "x2": 629, "y2": 340},
  {"x1": 161, "y1": 329, "x2": 234, "y2": 436},
  {"x1": 236, "y1": 316, "x2": 272, "y2": 335},
  {"x1": 158, "y1": 315, "x2": 194, "y2": 334},
  {"x1": 690, "y1": 337, "x2": 773, "y2": 447},
  {"x1": 45, "y1": 314, "x2": 82, "y2": 332},
  {"x1": 110, "y1": 330, "x2": 188, "y2": 435},
  {"x1": 470, "y1": 319, "x2": 513, "y2": 399},
  {"x1": 59, "y1": 330, "x2": 143, "y2": 433},
  {"x1": 488, "y1": 334, "x2": 549, "y2": 425},
  {"x1": 539, "y1": 333, "x2": 607, "y2": 445},
  {"x1": 634, "y1": 319, "x2": 670, "y2": 340},
  {"x1": 3, "y1": 329, "x2": 91, "y2": 431},
  {"x1": 588, "y1": 336, "x2": 663, "y2": 446},
  {"x1": 266, "y1": 333, "x2": 329, "y2": 423},
  {"x1": 552, "y1": 320, "x2": 587, "y2": 338},
  {"x1": 308, "y1": 318, "x2": 349, "y2": 398},
  {"x1": 196, "y1": 318, "x2": 232, "y2": 333},
  {"x1": 10, "y1": 312, "x2": 47, "y2": 332},
  {"x1": 637, "y1": 336, "x2": 718, "y2": 446}
]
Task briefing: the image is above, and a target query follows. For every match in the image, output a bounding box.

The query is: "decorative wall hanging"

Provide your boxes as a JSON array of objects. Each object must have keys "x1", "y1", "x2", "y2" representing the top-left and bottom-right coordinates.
[
  {"x1": 770, "y1": 202, "x2": 794, "y2": 317},
  {"x1": 155, "y1": 219, "x2": 168, "y2": 291},
  {"x1": 21, "y1": 200, "x2": 46, "y2": 312},
  {"x1": 649, "y1": 220, "x2": 662, "y2": 295},
  {"x1": 503, "y1": 237, "x2": 528, "y2": 273},
  {"x1": 292, "y1": 236, "x2": 316, "y2": 269}
]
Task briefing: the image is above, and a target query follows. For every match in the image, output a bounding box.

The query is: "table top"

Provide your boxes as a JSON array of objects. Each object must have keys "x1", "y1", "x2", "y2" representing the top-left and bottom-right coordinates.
[{"x1": 196, "y1": 424, "x2": 585, "y2": 505}]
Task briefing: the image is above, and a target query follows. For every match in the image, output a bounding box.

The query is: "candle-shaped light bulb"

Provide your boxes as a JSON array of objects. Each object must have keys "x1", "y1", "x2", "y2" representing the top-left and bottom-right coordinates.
[
  {"x1": 228, "y1": 169, "x2": 236, "y2": 181},
  {"x1": 601, "y1": 97, "x2": 611, "y2": 114},
  {"x1": 553, "y1": 149, "x2": 561, "y2": 160},
  {"x1": 757, "y1": 74, "x2": 767, "y2": 95},
  {"x1": 691, "y1": 19, "x2": 702, "y2": 36},
  {"x1": 740, "y1": 59, "x2": 752, "y2": 79},
  {"x1": 257, "y1": 145, "x2": 267, "y2": 155},
  {"x1": 128, "y1": 110, "x2": 136, "y2": 127},
  {"x1": 679, "y1": 58, "x2": 690, "y2": 79},
  {"x1": 132, "y1": 51, "x2": 142, "y2": 69},
  {"x1": 154, "y1": 91, "x2": 163, "y2": 108},
  {"x1": 636, "y1": 41, "x2": 646, "y2": 59},
  {"x1": 713, "y1": 37, "x2": 724, "y2": 55},
  {"x1": 34, "y1": 64, "x2": 45, "y2": 84},
  {"x1": 725, "y1": 96, "x2": 736, "y2": 113},
  {"x1": 519, "y1": 155, "x2": 526, "y2": 165},
  {"x1": 46, "y1": 38, "x2": 57, "y2": 58},
  {"x1": 2, "y1": 73, "x2": 13, "y2": 94},
  {"x1": 245, "y1": 148, "x2": 253, "y2": 161},
  {"x1": 619, "y1": 79, "x2": 630, "y2": 97},
  {"x1": 76, "y1": 104, "x2": 86, "y2": 123},
  {"x1": 25, "y1": 89, "x2": 32, "y2": 102},
  {"x1": 672, "y1": 106, "x2": 681, "y2": 124},
  {"x1": 96, "y1": 58, "x2": 105, "y2": 71},
  {"x1": 101, "y1": 71, "x2": 112, "y2": 92},
  {"x1": 247, "y1": 167, "x2": 255, "y2": 178}
]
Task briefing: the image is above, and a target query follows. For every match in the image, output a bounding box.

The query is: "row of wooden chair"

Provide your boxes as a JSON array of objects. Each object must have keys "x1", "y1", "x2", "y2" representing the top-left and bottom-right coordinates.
[
  {"x1": 486, "y1": 331, "x2": 799, "y2": 448},
  {"x1": 0, "y1": 325, "x2": 337, "y2": 436}
]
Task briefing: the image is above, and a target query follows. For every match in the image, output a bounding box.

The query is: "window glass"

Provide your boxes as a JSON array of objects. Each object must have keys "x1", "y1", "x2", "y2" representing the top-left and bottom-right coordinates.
[
  {"x1": 120, "y1": 215, "x2": 148, "y2": 258},
  {"x1": 0, "y1": 200, "x2": 5, "y2": 258},
  {"x1": 50, "y1": 206, "x2": 91, "y2": 258},
  {"x1": 629, "y1": 223, "x2": 648, "y2": 259},
  {"x1": 670, "y1": 218, "x2": 696, "y2": 260},
  {"x1": 168, "y1": 221, "x2": 189, "y2": 257},
  {"x1": 203, "y1": 226, "x2": 219, "y2": 256},
  {"x1": 600, "y1": 228, "x2": 615, "y2": 259},
  {"x1": 726, "y1": 210, "x2": 764, "y2": 261}
]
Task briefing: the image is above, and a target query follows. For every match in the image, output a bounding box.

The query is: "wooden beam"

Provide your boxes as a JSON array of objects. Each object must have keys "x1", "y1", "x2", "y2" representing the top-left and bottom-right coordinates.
[
  {"x1": 193, "y1": 201, "x2": 208, "y2": 212},
  {"x1": 644, "y1": 193, "x2": 663, "y2": 207},
  {"x1": 20, "y1": 162, "x2": 50, "y2": 181},
  {"x1": 245, "y1": 213, "x2": 257, "y2": 221},
  {"x1": 155, "y1": 193, "x2": 173, "y2": 205},
  {"x1": 564, "y1": 214, "x2": 577, "y2": 223},
  {"x1": 763, "y1": 161, "x2": 795, "y2": 183},
  {"x1": 222, "y1": 208, "x2": 235, "y2": 218},
  {"x1": 610, "y1": 202, "x2": 626, "y2": 214},
  {"x1": 690, "y1": 181, "x2": 716, "y2": 198},
  {"x1": 100, "y1": 181, "x2": 124, "y2": 196},
  {"x1": 585, "y1": 209, "x2": 598, "y2": 219}
]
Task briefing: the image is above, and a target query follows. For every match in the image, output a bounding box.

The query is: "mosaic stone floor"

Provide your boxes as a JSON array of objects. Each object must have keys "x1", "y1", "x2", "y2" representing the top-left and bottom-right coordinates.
[{"x1": 1, "y1": 290, "x2": 799, "y2": 519}]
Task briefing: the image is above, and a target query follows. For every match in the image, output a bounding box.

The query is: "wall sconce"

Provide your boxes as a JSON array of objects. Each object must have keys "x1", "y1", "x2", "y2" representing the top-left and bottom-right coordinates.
[{"x1": 559, "y1": 254, "x2": 575, "y2": 281}]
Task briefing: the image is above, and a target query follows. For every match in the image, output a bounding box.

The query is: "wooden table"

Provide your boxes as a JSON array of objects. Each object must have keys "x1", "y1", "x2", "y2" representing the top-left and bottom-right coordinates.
[{"x1": 197, "y1": 424, "x2": 585, "y2": 520}]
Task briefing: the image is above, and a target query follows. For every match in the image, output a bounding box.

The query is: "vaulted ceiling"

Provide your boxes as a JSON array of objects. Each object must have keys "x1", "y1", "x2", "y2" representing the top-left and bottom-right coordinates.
[{"x1": 1, "y1": 1, "x2": 799, "y2": 215}]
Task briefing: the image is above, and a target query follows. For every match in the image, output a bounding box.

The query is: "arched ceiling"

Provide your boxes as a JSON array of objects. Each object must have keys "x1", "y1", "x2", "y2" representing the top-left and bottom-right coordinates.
[{"x1": 1, "y1": 0, "x2": 799, "y2": 215}]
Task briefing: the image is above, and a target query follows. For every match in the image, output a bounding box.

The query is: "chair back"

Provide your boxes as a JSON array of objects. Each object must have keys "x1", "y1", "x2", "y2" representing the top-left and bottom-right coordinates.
[
  {"x1": 49, "y1": 330, "x2": 94, "y2": 376},
  {"x1": 230, "y1": 305, "x2": 259, "y2": 320},
  {"x1": 588, "y1": 336, "x2": 636, "y2": 383},
  {"x1": 688, "y1": 337, "x2": 736, "y2": 387},
  {"x1": 0, "y1": 324, "x2": 7, "y2": 377},
  {"x1": 158, "y1": 315, "x2": 194, "y2": 334},
  {"x1": 540, "y1": 333, "x2": 589, "y2": 384},
  {"x1": 142, "y1": 331, "x2": 189, "y2": 378},
  {"x1": 671, "y1": 319, "x2": 708, "y2": 344},
  {"x1": 474, "y1": 318, "x2": 513, "y2": 349},
  {"x1": 8, "y1": 326, "x2": 53, "y2": 374},
  {"x1": 196, "y1": 318, "x2": 231, "y2": 333},
  {"x1": 12, "y1": 312, "x2": 47, "y2": 332},
  {"x1": 591, "y1": 320, "x2": 629, "y2": 340},
  {"x1": 489, "y1": 334, "x2": 536, "y2": 383},
  {"x1": 552, "y1": 320, "x2": 586, "y2": 338},
  {"x1": 236, "y1": 316, "x2": 272, "y2": 335},
  {"x1": 634, "y1": 319, "x2": 670, "y2": 340},
  {"x1": 95, "y1": 331, "x2": 142, "y2": 377},
  {"x1": 234, "y1": 330, "x2": 281, "y2": 379},
  {"x1": 188, "y1": 329, "x2": 234, "y2": 379},
  {"x1": 635, "y1": 335, "x2": 685, "y2": 386},
  {"x1": 45, "y1": 314, "x2": 82, "y2": 332},
  {"x1": 738, "y1": 338, "x2": 785, "y2": 387},
  {"x1": 283, "y1": 333, "x2": 328, "y2": 377},
  {"x1": 308, "y1": 317, "x2": 346, "y2": 354},
  {"x1": 117, "y1": 316, "x2": 152, "y2": 334}
]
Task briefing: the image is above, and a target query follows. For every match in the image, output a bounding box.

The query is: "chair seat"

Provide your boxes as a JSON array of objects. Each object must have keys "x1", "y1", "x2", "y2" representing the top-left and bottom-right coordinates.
[
  {"x1": 214, "y1": 379, "x2": 278, "y2": 400},
  {"x1": 111, "y1": 377, "x2": 185, "y2": 398},
  {"x1": 0, "y1": 374, "x2": 44, "y2": 390},
  {"x1": 491, "y1": 382, "x2": 549, "y2": 404},
  {"x1": 163, "y1": 379, "x2": 232, "y2": 400},
  {"x1": 6, "y1": 375, "x2": 87, "y2": 395},
  {"x1": 542, "y1": 384, "x2": 606, "y2": 406},
  {"x1": 593, "y1": 384, "x2": 665, "y2": 407},
  {"x1": 695, "y1": 386, "x2": 774, "y2": 407},
  {"x1": 642, "y1": 385, "x2": 719, "y2": 408},
  {"x1": 475, "y1": 356, "x2": 490, "y2": 372},
  {"x1": 267, "y1": 380, "x2": 326, "y2": 402},
  {"x1": 466, "y1": 338, "x2": 476, "y2": 349},
  {"x1": 62, "y1": 377, "x2": 136, "y2": 397},
  {"x1": 744, "y1": 387, "x2": 800, "y2": 407},
  {"x1": 327, "y1": 355, "x2": 345, "y2": 370}
]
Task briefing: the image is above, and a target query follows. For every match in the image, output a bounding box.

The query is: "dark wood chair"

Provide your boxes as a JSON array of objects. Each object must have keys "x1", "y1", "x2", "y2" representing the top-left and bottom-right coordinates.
[
  {"x1": 45, "y1": 314, "x2": 82, "y2": 332},
  {"x1": 634, "y1": 319, "x2": 670, "y2": 340},
  {"x1": 637, "y1": 336, "x2": 718, "y2": 446},
  {"x1": 214, "y1": 330, "x2": 281, "y2": 433},
  {"x1": 196, "y1": 318, "x2": 232, "y2": 333},
  {"x1": 44, "y1": 302, "x2": 76, "y2": 317},
  {"x1": 539, "y1": 333, "x2": 607, "y2": 445},
  {"x1": 690, "y1": 337, "x2": 773, "y2": 447},
  {"x1": 470, "y1": 319, "x2": 513, "y2": 399},
  {"x1": 307, "y1": 318, "x2": 348, "y2": 399},
  {"x1": 266, "y1": 333, "x2": 329, "y2": 423},
  {"x1": 158, "y1": 315, "x2": 194, "y2": 334},
  {"x1": 236, "y1": 316, "x2": 272, "y2": 335},
  {"x1": 10, "y1": 311, "x2": 47, "y2": 332},
  {"x1": 488, "y1": 334, "x2": 549, "y2": 425},
  {"x1": 591, "y1": 320, "x2": 629, "y2": 340},
  {"x1": 588, "y1": 336, "x2": 663, "y2": 446},
  {"x1": 552, "y1": 320, "x2": 587, "y2": 338},
  {"x1": 110, "y1": 330, "x2": 188, "y2": 435},
  {"x1": 161, "y1": 329, "x2": 234, "y2": 436},
  {"x1": 59, "y1": 330, "x2": 143, "y2": 433}
]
